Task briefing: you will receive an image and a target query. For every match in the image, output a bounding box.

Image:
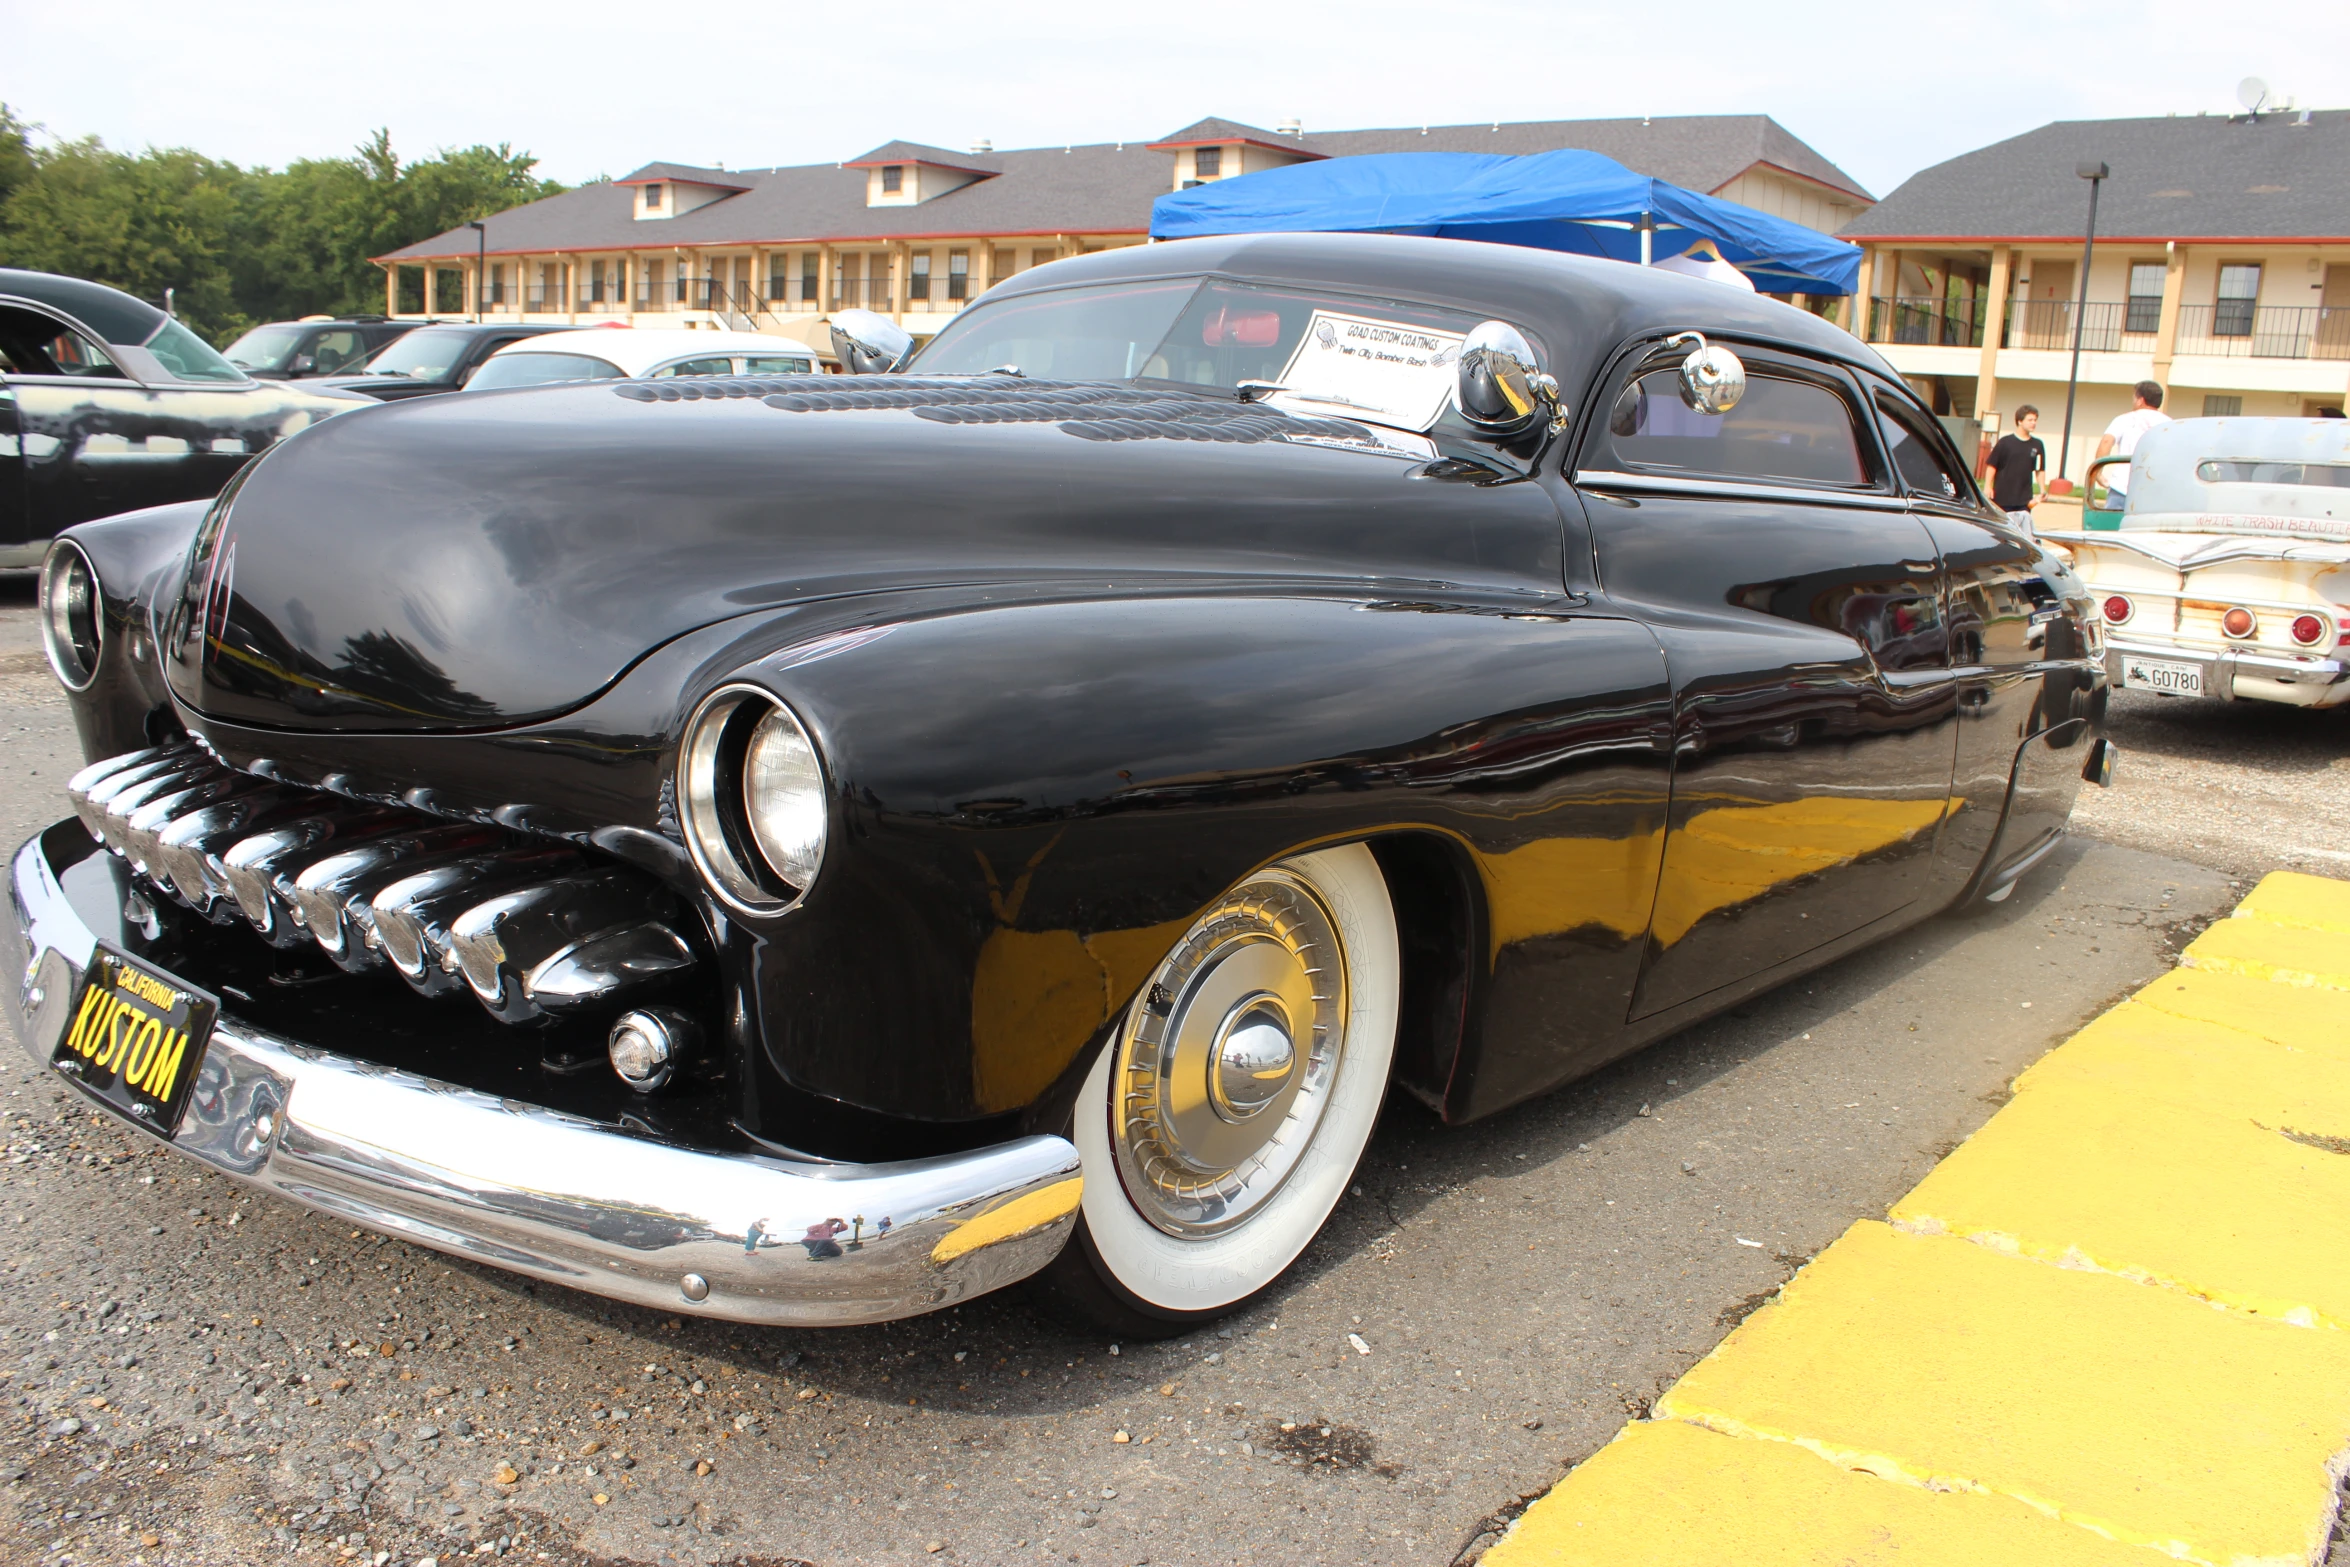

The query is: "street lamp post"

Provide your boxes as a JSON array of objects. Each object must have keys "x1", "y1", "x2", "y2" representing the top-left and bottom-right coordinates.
[
  {"x1": 467, "y1": 221, "x2": 487, "y2": 323},
  {"x1": 2056, "y1": 161, "x2": 2107, "y2": 484}
]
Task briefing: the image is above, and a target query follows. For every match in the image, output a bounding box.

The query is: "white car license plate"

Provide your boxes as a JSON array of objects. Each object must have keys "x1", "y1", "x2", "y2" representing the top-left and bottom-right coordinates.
[{"x1": 2122, "y1": 656, "x2": 2204, "y2": 697}]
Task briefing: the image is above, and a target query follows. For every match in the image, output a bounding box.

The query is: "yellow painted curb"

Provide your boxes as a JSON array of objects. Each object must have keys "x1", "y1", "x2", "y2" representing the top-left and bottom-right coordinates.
[
  {"x1": 1479, "y1": 1417, "x2": 2153, "y2": 1567},
  {"x1": 1658, "y1": 1222, "x2": 2350, "y2": 1563},
  {"x1": 1892, "y1": 1080, "x2": 2350, "y2": 1327},
  {"x1": 2184, "y1": 914, "x2": 2350, "y2": 989},
  {"x1": 2233, "y1": 869, "x2": 2350, "y2": 936},
  {"x1": 1485, "y1": 869, "x2": 2350, "y2": 1565}
]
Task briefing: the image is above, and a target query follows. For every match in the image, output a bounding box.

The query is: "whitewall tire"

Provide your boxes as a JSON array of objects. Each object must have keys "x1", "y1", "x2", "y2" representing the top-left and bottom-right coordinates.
[{"x1": 1030, "y1": 843, "x2": 1398, "y2": 1333}]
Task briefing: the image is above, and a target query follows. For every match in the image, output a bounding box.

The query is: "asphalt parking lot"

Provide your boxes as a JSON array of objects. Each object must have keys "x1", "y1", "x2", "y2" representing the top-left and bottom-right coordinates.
[{"x1": 0, "y1": 571, "x2": 2327, "y2": 1567}]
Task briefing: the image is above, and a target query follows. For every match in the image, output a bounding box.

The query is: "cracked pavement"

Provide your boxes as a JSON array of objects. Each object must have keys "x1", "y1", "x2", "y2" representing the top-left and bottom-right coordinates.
[{"x1": 0, "y1": 576, "x2": 2257, "y2": 1565}]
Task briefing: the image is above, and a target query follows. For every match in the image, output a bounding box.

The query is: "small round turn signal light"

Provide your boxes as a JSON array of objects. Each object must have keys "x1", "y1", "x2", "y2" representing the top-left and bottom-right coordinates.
[
  {"x1": 2101, "y1": 594, "x2": 2132, "y2": 625},
  {"x1": 608, "y1": 1008, "x2": 698, "y2": 1092},
  {"x1": 2289, "y1": 613, "x2": 2326, "y2": 647},
  {"x1": 2220, "y1": 606, "x2": 2257, "y2": 639}
]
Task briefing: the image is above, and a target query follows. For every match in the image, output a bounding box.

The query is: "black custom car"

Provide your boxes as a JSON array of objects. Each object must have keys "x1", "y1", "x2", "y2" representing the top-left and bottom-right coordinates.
[
  {"x1": 5, "y1": 234, "x2": 2110, "y2": 1334},
  {"x1": 0, "y1": 270, "x2": 363, "y2": 570}
]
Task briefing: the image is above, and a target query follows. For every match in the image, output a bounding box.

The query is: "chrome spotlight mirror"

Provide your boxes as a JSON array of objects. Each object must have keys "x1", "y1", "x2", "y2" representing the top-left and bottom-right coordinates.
[
  {"x1": 1454, "y1": 320, "x2": 1561, "y2": 436},
  {"x1": 1668, "y1": 330, "x2": 1745, "y2": 415},
  {"x1": 828, "y1": 308, "x2": 914, "y2": 375}
]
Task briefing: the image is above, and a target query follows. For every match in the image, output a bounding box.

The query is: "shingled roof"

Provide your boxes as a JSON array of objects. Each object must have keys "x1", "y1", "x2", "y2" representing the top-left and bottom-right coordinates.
[
  {"x1": 841, "y1": 140, "x2": 1003, "y2": 176},
  {"x1": 1844, "y1": 109, "x2": 2350, "y2": 241},
  {"x1": 379, "y1": 113, "x2": 1868, "y2": 262}
]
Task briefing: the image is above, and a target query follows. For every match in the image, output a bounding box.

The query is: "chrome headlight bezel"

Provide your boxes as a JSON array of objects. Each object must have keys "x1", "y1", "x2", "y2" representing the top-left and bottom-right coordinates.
[
  {"x1": 39, "y1": 539, "x2": 103, "y2": 691},
  {"x1": 678, "y1": 682, "x2": 829, "y2": 918}
]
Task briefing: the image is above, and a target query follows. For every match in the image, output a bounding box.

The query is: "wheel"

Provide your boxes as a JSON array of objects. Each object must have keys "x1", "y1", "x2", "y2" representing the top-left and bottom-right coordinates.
[{"x1": 1026, "y1": 844, "x2": 1399, "y2": 1338}]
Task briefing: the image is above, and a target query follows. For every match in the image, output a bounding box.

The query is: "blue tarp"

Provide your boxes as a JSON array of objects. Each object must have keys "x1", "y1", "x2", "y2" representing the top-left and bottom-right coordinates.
[{"x1": 1150, "y1": 149, "x2": 1861, "y2": 296}]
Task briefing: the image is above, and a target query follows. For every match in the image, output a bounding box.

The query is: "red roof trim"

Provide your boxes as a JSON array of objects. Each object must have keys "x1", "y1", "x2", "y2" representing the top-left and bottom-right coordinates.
[
  {"x1": 613, "y1": 173, "x2": 750, "y2": 190},
  {"x1": 839, "y1": 156, "x2": 1000, "y2": 177},
  {"x1": 1714, "y1": 159, "x2": 1875, "y2": 205}
]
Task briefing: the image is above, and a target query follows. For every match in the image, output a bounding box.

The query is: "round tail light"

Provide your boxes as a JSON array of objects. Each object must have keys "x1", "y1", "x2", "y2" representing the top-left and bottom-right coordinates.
[
  {"x1": 2220, "y1": 606, "x2": 2256, "y2": 639},
  {"x1": 2289, "y1": 613, "x2": 2326, "y2": 647},
  {"x1": 2101, "y1": 594, "x2": 2132, "y2": 625}
]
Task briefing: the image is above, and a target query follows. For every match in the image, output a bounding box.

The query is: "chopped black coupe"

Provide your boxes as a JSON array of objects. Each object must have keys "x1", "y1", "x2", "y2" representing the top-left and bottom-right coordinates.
[{"x1": 5, "y1": 234, "x2": 2110, "y2": 1334}]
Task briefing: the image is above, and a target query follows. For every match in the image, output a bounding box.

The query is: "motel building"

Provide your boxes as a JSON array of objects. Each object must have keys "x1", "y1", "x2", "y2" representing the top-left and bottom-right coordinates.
[
  {"x1": 376, "y1": 114, "x2": 1872, "y2": 358},
  {"x1": 1840, "y1": 108, "x2": 2350, "y2": 482}
]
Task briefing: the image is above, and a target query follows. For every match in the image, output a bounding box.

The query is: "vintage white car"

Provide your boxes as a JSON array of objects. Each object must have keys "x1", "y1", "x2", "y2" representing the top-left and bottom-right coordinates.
[{"x1": 2044, "y1": 418, "x2": 2349, "y2": 707}]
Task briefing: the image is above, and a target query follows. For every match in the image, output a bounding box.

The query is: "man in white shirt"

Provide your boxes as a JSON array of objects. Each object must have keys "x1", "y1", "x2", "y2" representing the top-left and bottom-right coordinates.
[{"x1": 2090, "y1": 381, "x2": 2170, "y2": 511}]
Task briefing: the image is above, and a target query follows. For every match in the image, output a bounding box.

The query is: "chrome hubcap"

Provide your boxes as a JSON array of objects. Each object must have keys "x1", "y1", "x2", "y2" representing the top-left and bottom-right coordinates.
[{"x1": 1112, "y1": 869, "x2": 1347, "y2": 1236}]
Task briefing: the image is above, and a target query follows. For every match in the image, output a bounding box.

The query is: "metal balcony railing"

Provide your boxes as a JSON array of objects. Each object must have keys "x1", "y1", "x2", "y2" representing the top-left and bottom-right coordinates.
[
  {"x1": 1865, "y1": 295, "x2": 1987, "y2": 348},
  {"x1": 525, "y1": 288, "x2": 567, "y2": 312},
  {"x1": 827, "y1": 279, "x2": 894, "y2": 312},
  {"x1": 2174, "y1": 303, "x2": 2350, "y2": 360},
  {"x1": 2000, "y1": 298, "x2": 2132, "y2": 353}
]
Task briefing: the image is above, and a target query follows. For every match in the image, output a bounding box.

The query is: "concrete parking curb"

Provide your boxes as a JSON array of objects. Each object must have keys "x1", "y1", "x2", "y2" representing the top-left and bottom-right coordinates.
[{"x1": 1483, "y1": 870, "x2": 2350, "y2": 1566}]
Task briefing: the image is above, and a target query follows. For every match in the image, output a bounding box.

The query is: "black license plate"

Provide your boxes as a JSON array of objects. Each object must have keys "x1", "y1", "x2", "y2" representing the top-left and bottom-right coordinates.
[{"x1": 51, "y1": 944, "x2": 216, "y2": 1137}]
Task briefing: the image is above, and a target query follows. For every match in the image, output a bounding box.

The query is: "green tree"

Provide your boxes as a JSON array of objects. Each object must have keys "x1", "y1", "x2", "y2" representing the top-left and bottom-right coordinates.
[{"x1": 0, "y1": 118, "x2": 562, "y2": 342}]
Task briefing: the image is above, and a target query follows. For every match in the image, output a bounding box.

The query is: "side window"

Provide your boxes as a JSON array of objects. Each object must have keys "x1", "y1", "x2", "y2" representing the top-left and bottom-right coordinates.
[
  {"x1": 310, "y1": 329, "x2": 367, "y2": 373},
  {"x1": 0, "y1": 305, "x2": 129, "y2": 379},
  {"x1": 1603, "y1": 365, "x2": 1869, "y2": 487},
  {"x1": 651, "y1": 356, "x2": 735, "y2": 379},
  {"x1": 1875, "y1": 394, "x2": 1972, "y2": 505}
]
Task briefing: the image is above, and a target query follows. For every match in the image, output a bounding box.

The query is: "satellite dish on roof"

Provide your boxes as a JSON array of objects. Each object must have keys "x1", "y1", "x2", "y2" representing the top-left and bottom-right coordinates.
[{"x1": 2236, "y1": 77, "x2": 2269, "y2": 113}]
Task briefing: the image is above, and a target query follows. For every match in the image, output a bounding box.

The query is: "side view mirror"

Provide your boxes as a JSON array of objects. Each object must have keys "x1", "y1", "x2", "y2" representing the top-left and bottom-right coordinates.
[
  {"x1": 1453, "y1": 320, "x2": 1561, "y2": 436},
  {"x1": 1666, "y1": 331, "x2": 1745, "y2": 414},
  {"x1": 828, "y1": 309, "x2": 914, "y2": 375},
  {"x1": 287, "y1": 354, "x2": 317, "y2": 375}
]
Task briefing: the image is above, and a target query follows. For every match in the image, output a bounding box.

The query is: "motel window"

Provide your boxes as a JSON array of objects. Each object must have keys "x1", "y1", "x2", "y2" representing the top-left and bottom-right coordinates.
[
  {"x1": 992, "y1": 248, "x2": 1016, "y2": 284},
  {"x1": 644, "y1": 183, "x2": 663, "y2": 211},
  {"x1": 948, "y1": 250, "x2": 970, "y2": 301},
  {"x1": 881, "y1": 165, "x2": 904, "y2": 194},
  {"x1": 909, "y1": 252, "x2": 932, "y2": 301},
  {"x1": 1195, "y1": 146, "x2": 1222, "y2": 179},
  {"x1": 2125, "y1": 261, "x2": 2165, "y2": 335},
  {"x1": 2215, "y1": 264, "x2": 2262, "y2": 337},
  {"x1": 2202, "y1": 395, "x2": 2242, "y2": 417},
  {"x1": 801, "y1": 255, "x2": 819, "y2": 304},
  {"x1": 1030, "y1": 247, "x2": 1060, "y2": 270}
]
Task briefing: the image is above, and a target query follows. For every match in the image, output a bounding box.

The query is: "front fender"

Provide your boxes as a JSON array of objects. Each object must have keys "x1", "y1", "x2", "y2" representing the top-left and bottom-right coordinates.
[
  {"x1": 749, "y1": 591, "x2": 1674, "y2": 1122},
  {"x1": 54, "y1": 499, "x2": 210, "y2": 759}
]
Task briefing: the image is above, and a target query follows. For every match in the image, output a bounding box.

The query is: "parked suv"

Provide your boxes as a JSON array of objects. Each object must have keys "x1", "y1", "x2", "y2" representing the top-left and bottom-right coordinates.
[
  {"x1": 319, "y1": 321, "x2": 578, "y2": 401},
  {"x1": 220, "y1": 316, "x2": 415, "y2": 379}
]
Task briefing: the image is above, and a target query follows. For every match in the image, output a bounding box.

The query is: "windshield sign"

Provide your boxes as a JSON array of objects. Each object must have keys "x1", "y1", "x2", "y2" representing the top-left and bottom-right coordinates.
[{"x1": 912, "y1": 278, "x2": 1488, "y2": 433}]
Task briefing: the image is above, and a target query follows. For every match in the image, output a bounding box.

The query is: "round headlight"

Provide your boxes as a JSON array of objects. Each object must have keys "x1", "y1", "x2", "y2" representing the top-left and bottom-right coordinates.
[
  {"x1": 39, "y1": 540, "x2": 103, "y2": 690},
  {"x1": 679, "y1": 684, "x2": 828, "y2": 916}
]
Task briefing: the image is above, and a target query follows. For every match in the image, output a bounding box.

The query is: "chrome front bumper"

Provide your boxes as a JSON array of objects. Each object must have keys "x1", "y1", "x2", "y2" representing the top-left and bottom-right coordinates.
[{"x1": 5, "y1": 823, "x2": 1082, "y2": 1327}]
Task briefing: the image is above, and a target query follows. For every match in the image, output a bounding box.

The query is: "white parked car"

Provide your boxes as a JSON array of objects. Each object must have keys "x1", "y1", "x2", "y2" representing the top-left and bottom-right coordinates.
[
  {"x1": 2042, "y1": 417, "x2": 2349, "y2": 708},
  {"x1": 464, "y1": 328, "x2": 826, "y2": 391}
]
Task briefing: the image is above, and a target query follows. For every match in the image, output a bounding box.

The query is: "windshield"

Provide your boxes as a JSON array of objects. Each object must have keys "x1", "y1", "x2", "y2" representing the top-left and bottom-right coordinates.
[
  {"x1": 910, "y1": 277, "x2": 1488, "y2": 433},
  {"x1": 465, "y1": 351, "x2": 625, "y2": 391},
  {"x1": 145, "y1": 317, "x2": 248, "y2": 383},
  {"x1": 221, "y1": 324, "x2": 305, "y2": 373},
  {"x1": 362, "y1": 328, "x2": 473, "y2": 380}
]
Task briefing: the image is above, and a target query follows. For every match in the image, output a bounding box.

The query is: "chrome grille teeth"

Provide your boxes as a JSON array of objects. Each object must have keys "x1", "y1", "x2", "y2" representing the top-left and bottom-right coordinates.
[
  {"x1": 288, "y1": 823, "x2": 510, "y2": 973},
  {"x1": 74, "y1": 744, "x2": 700, "y2": 1026},
  {"x1": 370, "y1": 849, "x2": 586, "y2": 999}
]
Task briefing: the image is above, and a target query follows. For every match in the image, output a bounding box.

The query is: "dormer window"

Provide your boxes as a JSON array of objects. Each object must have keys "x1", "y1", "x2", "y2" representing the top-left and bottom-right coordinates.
[
  {"x1": 644, "y1": 183, "x2": 663, "y2": 211},
  {"x1": 881, "y1": 165, "x2": 904, "y2": 194},
  {"x1": 1195, "y1": 147, "x2": 1222, "y2": 179}
]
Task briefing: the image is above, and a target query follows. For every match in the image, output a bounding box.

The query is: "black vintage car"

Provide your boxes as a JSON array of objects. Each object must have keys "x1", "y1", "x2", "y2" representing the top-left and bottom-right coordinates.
[
  {"x1": 0, "y1": 270, "x2": 364, "y2": 571},
  {"x1": 5, "y1": 234, "x2": 2111, "y2": 1336}
]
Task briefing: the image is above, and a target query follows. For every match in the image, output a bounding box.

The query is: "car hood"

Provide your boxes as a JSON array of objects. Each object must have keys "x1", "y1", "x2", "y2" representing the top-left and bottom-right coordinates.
[{"x1": 161, "y1": 375, "x2": 1556, "y2": 733}]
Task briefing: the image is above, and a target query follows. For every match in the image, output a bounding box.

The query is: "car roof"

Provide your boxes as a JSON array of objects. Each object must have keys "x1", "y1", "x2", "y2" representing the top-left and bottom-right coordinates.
[
  {"x1": 0, "y1": 267, "x2": 168, "y2": 348},
  {"x1": 483, "y1": 328, "x2": 819, "y2": 375},
  {"x1": 977, "y1": 232, "x2": 1885, "y2": 385},
  {"x1": 392, "y1": 321, "x2": 574, "y2": 338}
]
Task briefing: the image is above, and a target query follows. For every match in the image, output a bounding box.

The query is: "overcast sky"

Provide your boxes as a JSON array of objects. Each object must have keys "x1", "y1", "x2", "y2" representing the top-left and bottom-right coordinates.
[{"x1": 7, "y1": 0, "x2": 2347, "y2": 200}]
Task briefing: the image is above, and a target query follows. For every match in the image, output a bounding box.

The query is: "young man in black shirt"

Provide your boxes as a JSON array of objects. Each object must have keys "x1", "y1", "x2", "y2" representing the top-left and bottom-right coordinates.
[{"x1": 1984, "y1": 405, "x2": 2045, "y2": 532}]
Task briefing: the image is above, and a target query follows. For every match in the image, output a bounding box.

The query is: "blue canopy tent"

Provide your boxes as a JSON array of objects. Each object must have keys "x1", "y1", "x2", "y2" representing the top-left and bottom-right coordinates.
[{"x1": 1150, "y1": 149, "x2": 1861, "y2": 296}]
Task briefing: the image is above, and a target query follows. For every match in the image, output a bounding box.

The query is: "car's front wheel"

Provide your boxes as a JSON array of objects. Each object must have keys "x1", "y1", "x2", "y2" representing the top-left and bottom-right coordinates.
[{"x1": 1027, "y1": 844, "x2": 1398, "y2": 1337}]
